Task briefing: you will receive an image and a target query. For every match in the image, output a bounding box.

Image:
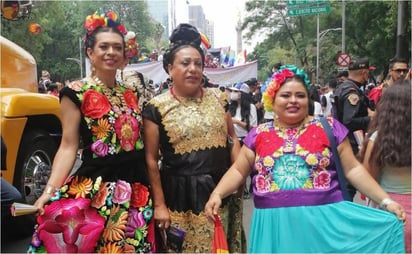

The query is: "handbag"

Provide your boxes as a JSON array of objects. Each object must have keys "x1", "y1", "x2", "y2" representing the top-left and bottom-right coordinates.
[
  {"x1": 212, "y1": 215, "x2": 229, "y2": 254},
  {"x1": 319, "y1": 117, "x2": 351, "y2": 201}
]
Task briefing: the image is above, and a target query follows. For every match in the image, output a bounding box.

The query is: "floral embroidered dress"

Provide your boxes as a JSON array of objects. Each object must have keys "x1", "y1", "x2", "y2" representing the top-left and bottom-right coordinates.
[
  {"x1": 28, "y1": 78, "x2": 155, "y2": 253},
  {"x1": 142, "y1": 88, "x2": 246, "y2": 253},
  {"x1": 244, "y1": 117, "x2": 404, "y2": 253}
]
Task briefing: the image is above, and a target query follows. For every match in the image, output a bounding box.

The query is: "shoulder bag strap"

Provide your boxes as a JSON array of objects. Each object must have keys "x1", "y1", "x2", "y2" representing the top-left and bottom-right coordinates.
[{"x1": 320, "y1": 117, "x2": 351, "y2": 201}]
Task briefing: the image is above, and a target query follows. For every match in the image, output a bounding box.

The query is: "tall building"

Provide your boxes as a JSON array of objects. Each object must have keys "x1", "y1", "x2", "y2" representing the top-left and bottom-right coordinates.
[
  {"x1": 146, "y1": 0, "x2": 176, "y2": 39},
  {"x1": 188, "y1": 5, "x2": 214, "y2": 48}
]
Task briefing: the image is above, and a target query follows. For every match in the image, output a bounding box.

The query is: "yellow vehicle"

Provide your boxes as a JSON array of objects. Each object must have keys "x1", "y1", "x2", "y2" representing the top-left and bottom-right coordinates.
[{"x1": 1, "y1": 35, "x2": 62, "y2": 204}]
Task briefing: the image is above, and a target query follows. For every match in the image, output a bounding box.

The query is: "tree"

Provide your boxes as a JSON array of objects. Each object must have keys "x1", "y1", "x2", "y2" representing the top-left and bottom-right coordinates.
[
  {"x1": 242, "y1": 0, "x2": 411, "y2": 84},
  {"x1": 1, "y1": 1, "x2": 163, "y2": 82}
]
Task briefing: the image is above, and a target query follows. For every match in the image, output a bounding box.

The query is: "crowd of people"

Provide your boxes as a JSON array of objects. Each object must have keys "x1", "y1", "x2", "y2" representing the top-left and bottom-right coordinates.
[{"x1": 4, "y1": 8, "x2": 408, "y2": 253}]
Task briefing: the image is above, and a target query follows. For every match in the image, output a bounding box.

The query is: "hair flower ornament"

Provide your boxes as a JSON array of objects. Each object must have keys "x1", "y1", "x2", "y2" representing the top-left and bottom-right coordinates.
[
  {"x1": 84, "y1": 10, "x2": 127, "y2": 36},
  {"x1": 262, "y1": 65, "x2": 311, "y2": 112}
]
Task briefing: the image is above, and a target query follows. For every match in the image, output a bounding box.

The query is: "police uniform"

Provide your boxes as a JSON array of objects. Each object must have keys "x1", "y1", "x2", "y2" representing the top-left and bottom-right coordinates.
[{"x1": 333, "y1": 58, "x2": 372, "y2": 200}]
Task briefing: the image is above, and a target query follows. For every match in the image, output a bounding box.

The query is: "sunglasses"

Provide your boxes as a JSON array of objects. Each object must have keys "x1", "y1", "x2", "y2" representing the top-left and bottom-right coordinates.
[{"x1": 392, "y1": 69, "x2": 408, "y2": 74}]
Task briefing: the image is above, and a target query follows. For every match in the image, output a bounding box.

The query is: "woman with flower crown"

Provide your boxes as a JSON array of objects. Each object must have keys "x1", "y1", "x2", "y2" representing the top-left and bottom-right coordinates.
[
  {"x1": 205, "y1": 65, "x2": 407, "y2": 253},
  {"x1": 28, "y1": 11, "x2": 155, "y2": 253}
]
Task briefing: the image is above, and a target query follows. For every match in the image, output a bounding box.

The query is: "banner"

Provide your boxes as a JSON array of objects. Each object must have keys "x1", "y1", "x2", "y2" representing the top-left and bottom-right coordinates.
[{"x1": 87, "y1": 59, "x2": 258, "y2": 87}]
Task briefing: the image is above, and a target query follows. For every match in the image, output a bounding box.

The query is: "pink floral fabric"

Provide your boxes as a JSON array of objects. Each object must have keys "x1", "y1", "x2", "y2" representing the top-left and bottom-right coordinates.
[{"x1": 28, "y1": 176, "x2": 154, "y2": 253}]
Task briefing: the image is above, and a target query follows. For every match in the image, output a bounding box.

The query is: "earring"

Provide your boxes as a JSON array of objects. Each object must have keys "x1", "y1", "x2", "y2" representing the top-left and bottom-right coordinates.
[{"x1": 91, "y1": 65, "x2": 96, "y2": 77}]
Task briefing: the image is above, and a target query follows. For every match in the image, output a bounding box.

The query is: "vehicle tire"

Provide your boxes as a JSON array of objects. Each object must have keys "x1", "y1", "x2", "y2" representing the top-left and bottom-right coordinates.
[{"x1": 14, "y1": 130, "x2": 57, "y2": 204}]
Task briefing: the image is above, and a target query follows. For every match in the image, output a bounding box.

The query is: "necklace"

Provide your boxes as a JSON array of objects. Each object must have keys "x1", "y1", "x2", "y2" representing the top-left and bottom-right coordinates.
[
  {"x1": 93, "y1": 76, "x2": 128, "y2": 114},
  {"x1": 274, "y1": 116, "x2": 308, "y2": 153},
  {"x1": 170, "y1": 85, "x2": 204, "y2": 104}
]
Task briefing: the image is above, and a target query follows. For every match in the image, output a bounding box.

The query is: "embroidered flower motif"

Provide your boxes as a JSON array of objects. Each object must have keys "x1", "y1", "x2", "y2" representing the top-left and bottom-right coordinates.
[
  {"x1": 103, "y1": 205, "x2": 128, "y2": 242},
  {"x1": 37, "y1": 198, "x2": 105, "y2": 253},
  {"x1": 273, "y1": 154, "x2": 309, "y2": 190},
  {"x1": 297, "y1": 124, "x2": 329, "y2": 153},
  {"x1": 313, "y1": 170, "x2": 331, "y2": 189},
  {"x1": 114, "y1": 114, "x2": 139, "y2": 152},
  {"x1": 255, "y1": 130, "x2": 283, "y2": 157},
  {"x1": 98, "y1": 242, "x2": 122, "y2": 253},
  {"x1": 91, "y1": 139, "x2": 109, "y2": 157},
  {"x1": 125, "y1": 209, "x2": 147, "y2": 242},
  {"x1": 92, "y1": 118, "x2": 111, "y2": 140},
  {"x1": 112, "y1": 180, "x2": 132, "y2": 204},
  {"x1": 255, "y1": 175, "x2": 271, "y2": 193},
  {"x1": 67, "y1": 176, "x2": 93, "y2": 198},
  {"x1": 123, "y1": 90, "x2": 139, "y2": 111},
  {"x1": 76, "y1": 80, "x2": 143, "y2": 158},
  {"x1": 68, "y1": 81, "x2": 83, "y2": 91},
  {"x1": 91, "y1": 182, "x2": 110, "y2": 209},
  {"x1": 81, "y1": 90, "x2": 111, "y2": 119},
  {"x1": 130, "y1": 183, "x2": 149, "y2": 208}
]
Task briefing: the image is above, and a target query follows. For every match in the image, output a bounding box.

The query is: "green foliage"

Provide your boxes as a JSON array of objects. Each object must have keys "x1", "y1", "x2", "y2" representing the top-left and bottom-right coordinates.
[
  {"x1": 1, "y1": 0, "x2": 165, "y2": 82},
  {"x1": 243, "y1": 0, "x2": 411, "y2": 84}
]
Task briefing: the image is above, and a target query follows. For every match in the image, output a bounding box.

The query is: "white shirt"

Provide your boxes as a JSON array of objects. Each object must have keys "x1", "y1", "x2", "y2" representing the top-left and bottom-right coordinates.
[{"x1": 233, "y1": 104, "x2": 258, "y2": 138}]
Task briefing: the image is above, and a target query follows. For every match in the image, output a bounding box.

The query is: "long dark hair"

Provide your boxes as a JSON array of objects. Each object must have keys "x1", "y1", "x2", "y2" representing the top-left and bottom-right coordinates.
[
  {"x1": 229, "y1": 92, "x2": 253, "y2": 130},
  {"x1": 365, "y1": 79, "x2": 411, "y2": 169}
]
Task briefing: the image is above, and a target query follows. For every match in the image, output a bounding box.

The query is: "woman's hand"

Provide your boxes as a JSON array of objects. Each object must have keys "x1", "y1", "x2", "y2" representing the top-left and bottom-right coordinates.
[
  {"x1": 33, "y1": 193, "x2": 52, "y2": 216},
  {"x1": 384, "y1": 200, "x2": 407, "y2": 222},
  {"x1": 154, "y1": 203, "x2": 171, "y2": 229},
  {"x1": 204, "y1": 192, "x2": 223, "y2": 221}
]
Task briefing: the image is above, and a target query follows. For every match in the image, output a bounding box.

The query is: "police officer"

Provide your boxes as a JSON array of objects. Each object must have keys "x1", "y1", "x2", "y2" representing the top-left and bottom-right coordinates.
[{"x1": 333, "y1": 58, "x2": 375, "y2": 200}]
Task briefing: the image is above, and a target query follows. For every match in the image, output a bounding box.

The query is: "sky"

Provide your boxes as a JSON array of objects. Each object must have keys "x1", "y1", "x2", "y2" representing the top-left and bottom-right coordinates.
[{"x1": 175, "y1": 0, "x2": 261, "y2": 53}]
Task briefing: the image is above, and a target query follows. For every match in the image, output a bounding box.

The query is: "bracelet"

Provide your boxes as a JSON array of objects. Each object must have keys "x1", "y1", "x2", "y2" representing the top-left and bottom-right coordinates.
[
  {"x1": 379, "y1": 198, "x2": 394, "y2": 210},
  {"x1": 44, "y1": 184, "x2": 56, "y2": 195}
]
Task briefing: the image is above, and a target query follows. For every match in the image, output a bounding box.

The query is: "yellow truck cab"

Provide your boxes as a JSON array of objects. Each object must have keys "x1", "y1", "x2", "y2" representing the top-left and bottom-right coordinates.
[{"x1": 1, "y1": 35, "x2": 62, "y2": 204}]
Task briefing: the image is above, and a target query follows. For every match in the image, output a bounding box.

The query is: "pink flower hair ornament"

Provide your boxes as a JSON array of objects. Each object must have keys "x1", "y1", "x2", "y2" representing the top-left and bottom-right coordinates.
[
  {"x1": 84, "y1": 10, "x2": 127, "y2": 36},
  {"x1": 262, "y1": 65, "x2": 311, "y2": 112}
]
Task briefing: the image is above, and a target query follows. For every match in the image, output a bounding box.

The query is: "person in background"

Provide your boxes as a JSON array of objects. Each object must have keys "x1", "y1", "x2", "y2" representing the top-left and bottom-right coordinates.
[
  {"x1": 143, "y1": 23, "x2": 245, "y2": 253},
  {"x1": 308, "y1": 84, "x2": 323, "y2": 118},
  {"x1": 361, "y1": 80, "x2": 411, "y2": 253},
  {"x1": 1, "y1": 136, "x2": 22, "y2": 218},
  {"x1": 29, "y1": 10, "x2": 155, "y2": 253},
  {"x1": 368, "y1": 57, "x2": 409, "y2": 105},
  {"x1": 205, "y1": 64, "x2": 406, "y2": 253},
  {"x1": 336, "y1": 70, "x2": 348, "y2": 85},
  {"x1": 332, "y1": 58, "x2": 375, "y2": 200},
  {"x1": 247, "y1": 78, "x2": 264, "y2": 124},
  {"x1": 228, "y1": 82, "x2": 258, "y2": 144},
  {"x1": 38, "y1": 70, "x2": 51, "y2": 94},
  {"x1": 321, "y1": 79, "x2": 338, "y2": 117},
  {"x1": 46, "y1": 82, "x2": 59, "y2": 97}
]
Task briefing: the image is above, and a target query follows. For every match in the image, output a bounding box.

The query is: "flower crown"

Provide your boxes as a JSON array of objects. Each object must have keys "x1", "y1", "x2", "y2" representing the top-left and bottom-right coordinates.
[
  {"x1": 84, "y1": 10, "x2": 127, "y2": 36},
  {"x1": 262, "y1": 65, "x2": 311, "y2": 112}
]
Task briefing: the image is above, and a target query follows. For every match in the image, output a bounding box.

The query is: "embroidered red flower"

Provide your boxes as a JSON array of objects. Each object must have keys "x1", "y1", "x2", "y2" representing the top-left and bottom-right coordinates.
[
  {"x1": 255, "y1": 130, "x2": 283, "y2": 157},
  {"x1": 297, "y1": 124, "x2": 329, "y2": 153},
  {"x1": 123, "y1": 90, "x2": 139, "y2": 111},
  {"x1": 114, "y1": 113, "x2": 139, "y2": 151},
  {"x1": 313, "y1": 170, "x2": 331, "y2": 189},
  {"x1": 81, "y1": 90, "x2": 111, "y2": 119},
  {"x1": 130, "y1": 183, "x2": 149, "y2": 208}
]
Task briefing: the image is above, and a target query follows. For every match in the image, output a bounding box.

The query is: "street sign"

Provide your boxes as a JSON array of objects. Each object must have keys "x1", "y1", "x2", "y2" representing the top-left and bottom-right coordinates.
[
  {"x1": 336, "y1": 53, "x2": 351, "y2": 67},
  {"x1": 287, "y1": 4, "x2": 330, "y2": 17},
  {"x1": 287, "y1": 0, "x2": 328, "y2": 6}
]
